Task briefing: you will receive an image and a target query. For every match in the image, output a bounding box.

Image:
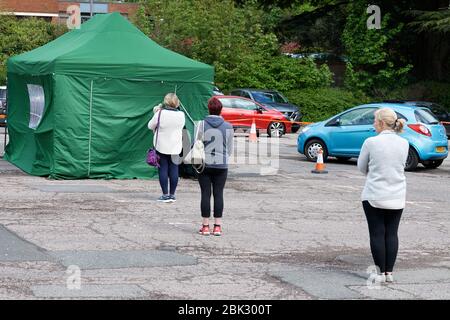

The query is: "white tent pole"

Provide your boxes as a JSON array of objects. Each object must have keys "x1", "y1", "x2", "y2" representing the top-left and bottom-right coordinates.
[
  {"x1": 179, "y1": 101, "x2": 195, "y2": 124},
  {"x1": 174, "y1": 84, "x2": 194, "y2": 124},
  {"x1": 175, "y1": 84, "x2": 195, "y2": 124},
  {"x1": 88, "y1": 80, "x2": 93, "y2": 177}
]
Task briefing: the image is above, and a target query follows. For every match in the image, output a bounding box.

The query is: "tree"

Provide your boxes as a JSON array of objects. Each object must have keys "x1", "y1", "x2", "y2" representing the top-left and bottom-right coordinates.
[
  {"x1": 409, "y1": 9, "x2": 450, "y2": 33},
  {"x1": 0, "y1": 16, "x2": 63, "y2": 84},
  {"x1": 407, "y1": 6, "x2": 450, "y2": 80},
  {"x1": 135, "y1": 0, "x2": 332, "y2": 92},
  {"x1": 342, "y1": 1, "x2": 412, "y2": 95}
]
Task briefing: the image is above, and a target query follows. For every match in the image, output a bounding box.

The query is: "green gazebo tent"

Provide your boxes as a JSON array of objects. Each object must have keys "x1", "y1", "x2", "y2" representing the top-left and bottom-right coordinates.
[{"x1": 5, "y1": 12, "x2": 214, "y2": 179}]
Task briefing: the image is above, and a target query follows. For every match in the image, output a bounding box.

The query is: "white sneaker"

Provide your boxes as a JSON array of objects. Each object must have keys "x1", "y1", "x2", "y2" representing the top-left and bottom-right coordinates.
[
  {"x1": 370, "y1": 273, "x2": 386, "y2": 283},
  {"x1": 385, "y1": 273, "x2": 394, "y2": 283}
]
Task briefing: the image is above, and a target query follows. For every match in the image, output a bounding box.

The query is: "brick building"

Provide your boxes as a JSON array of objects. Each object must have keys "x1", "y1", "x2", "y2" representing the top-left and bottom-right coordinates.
[{"x1": 0, "y1": 0, "x2": 139, "y2": 23}]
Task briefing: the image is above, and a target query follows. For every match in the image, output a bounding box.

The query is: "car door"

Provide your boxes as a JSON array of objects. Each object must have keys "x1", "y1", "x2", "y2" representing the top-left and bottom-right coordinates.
[
  {"x1": 254, "y1": 104, "x2": 274, "y2": 130},
  {"x1": 327, "y1": 107, "x2": 378, "y2": 155},
  {"x1": 232, "y1": 98, "x2": 259, "y2": 128},
  {"x1": 217, "y1": 97, "x2": 239, "y2": 127}
]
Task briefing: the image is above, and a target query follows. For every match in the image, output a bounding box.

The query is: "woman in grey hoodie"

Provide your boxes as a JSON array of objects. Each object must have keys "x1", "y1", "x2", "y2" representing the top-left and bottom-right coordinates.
[{"x1": 198, "y1": 97, "x2": 234, "y2": 236}]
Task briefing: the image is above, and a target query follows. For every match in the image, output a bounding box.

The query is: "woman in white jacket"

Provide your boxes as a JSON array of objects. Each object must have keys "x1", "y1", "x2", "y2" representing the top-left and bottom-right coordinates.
[
  {"x1": 148, "y1": 93, "x2": 185, "y2": 203},
  {"x1": 357, "y1": 107, "x2": 409, "y2": 283}
]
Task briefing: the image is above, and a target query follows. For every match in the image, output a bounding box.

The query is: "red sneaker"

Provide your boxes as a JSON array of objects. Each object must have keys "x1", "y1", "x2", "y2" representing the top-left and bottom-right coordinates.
[
  {"x1": 212, "y1": 224, "x2": 222, "y2": 236},
  {"x1": 198, "y1": 225, "x2": 210, "y2": 236}
]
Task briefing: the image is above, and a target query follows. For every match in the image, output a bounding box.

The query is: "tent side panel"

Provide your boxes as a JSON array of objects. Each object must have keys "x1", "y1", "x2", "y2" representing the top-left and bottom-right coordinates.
[
  {"x1": 88, "y1": 79, "x2": 211, "y2": 179},
  {"x1": 51, "y1": 75, "x2": 91, "y2": 179},
  {"x1": 171, "y1": 81, "x2": 211, "y2": 178},
  {"x1": 4, "y1": 73, "x2": 54, "y2": 176},
  {"x1": 88, "y1": 78, "x2": 167, "y2": 179}
]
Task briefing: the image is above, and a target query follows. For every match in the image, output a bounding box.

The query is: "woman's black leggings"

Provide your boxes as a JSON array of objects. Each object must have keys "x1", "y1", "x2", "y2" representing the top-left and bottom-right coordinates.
[
  {"x1": 362, "y1": 201, "x2": 403, "y2": 273},
  {"x1": 198, "y1": 168, "x2": 228, "y2": 218},
  {"x1": 157, "y1": 152, "x2": 179, "y2": 195}
]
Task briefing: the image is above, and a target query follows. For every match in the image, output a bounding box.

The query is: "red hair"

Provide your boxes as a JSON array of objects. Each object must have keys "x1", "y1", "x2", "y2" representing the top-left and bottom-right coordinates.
[{"x1": 207, "y1": 97, "x2": 223, "y2": 115}]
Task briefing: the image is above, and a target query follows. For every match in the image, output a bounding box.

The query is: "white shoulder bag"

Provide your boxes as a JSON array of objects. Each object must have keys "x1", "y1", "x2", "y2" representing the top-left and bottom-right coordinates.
[{"x1": 183, "y1": 121, "x2": 206, "y2": 173}]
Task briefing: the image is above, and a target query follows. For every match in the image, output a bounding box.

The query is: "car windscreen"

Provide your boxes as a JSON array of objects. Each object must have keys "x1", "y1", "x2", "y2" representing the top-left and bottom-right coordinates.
[
  {"x1": 251, "y1": 91, "x2": 288, "y2": 104},
  {"x1": 0, "y1": 89, "x2": 6, "y2": 99},
  {"x1": 415, "y1": 108, "x2": 440, "y2": 124}
]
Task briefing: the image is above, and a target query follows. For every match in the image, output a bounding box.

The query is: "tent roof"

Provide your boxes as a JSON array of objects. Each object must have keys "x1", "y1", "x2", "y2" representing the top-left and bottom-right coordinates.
[{"x1": 7, "y1": 12, "x2": 213, "y2": 81}]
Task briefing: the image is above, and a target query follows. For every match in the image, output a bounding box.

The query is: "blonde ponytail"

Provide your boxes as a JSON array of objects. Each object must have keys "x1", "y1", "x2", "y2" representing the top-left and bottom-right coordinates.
[
  {"x1": 374, "y1": 108, "x2": 404, "y2": 133},
  {"x1": 394, "y1": 118, "x2": 405, "y2": 133}
]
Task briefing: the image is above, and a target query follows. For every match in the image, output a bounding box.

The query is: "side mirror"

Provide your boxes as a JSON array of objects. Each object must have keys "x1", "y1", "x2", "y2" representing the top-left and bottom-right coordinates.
[
  {"x1": 255, "y1": 107, "x2": 263, "y2": 114},
  {"x1": 328, "y1": 117, "x2": 340, "y2": 126}
]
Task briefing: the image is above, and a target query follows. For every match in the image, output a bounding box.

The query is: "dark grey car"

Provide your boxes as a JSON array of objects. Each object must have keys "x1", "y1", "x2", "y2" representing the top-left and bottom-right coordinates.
[
  {"x1": 0, "y1": 86, "x2": 6, "y2": 127},
  {"x1": 230, "y1": 88, "x2": 302, "y2": 133}
]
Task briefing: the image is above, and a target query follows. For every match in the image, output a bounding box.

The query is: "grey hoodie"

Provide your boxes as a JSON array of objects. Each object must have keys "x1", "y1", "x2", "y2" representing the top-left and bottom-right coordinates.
[{"x1": 201, "y1": 115, "x2": 234, "y2": 169}]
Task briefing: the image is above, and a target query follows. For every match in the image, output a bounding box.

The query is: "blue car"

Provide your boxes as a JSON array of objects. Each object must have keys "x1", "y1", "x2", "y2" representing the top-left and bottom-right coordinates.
[{"x1": 297, "y1": 103, "x2": 449, "y2": 170}]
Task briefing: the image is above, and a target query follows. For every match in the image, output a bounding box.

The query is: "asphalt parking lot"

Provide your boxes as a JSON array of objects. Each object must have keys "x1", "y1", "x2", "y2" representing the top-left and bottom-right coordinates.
[{"x1": 0, "y1": 131, "x2": 449, "y2": 300}]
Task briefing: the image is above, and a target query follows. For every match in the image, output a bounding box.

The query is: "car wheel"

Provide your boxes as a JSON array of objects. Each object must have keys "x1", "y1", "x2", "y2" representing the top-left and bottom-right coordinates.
[
  {"x1": 304, "y1": 139, "x2": 328, "y2": 162},
  {"x1": 267, "y1": 122, "x2": 285, "y2": 138},
  {"x1": 405, "y1": 147, "x2": 419, "y2": 171},
  {"x1": 422, "y1": 159, "x2": 444, "y2": 169},
  {"x1": 336, "y1": 157, "x2": 351, "y2": 162}
]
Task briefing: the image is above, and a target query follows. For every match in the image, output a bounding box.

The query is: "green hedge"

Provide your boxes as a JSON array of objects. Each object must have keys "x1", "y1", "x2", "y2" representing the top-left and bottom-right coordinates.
[{"x1": 285, "y1": 88, "x2": 370, "y2": 122}]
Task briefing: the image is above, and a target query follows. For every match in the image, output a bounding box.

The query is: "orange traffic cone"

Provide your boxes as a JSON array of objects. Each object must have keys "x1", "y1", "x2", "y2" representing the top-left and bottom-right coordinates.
[
  {"x1": 311, "y1": 148, "x2": 328, "y2": 174},
  {"x1": 249, "y1": 118, "x2": 258, "y2": 142}
]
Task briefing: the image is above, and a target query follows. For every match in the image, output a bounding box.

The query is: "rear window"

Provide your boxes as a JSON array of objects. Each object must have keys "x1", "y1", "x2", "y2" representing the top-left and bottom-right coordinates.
[
  {"x1": 415, "y1": 108, "x2": 439, "y2": 124},
  {"x1": 395, "y1": 112, "x2": 407, "y2": 120}
]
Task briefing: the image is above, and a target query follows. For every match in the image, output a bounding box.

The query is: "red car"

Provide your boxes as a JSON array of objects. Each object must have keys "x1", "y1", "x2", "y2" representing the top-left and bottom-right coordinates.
[{"x1": 216, "y1": 96, "x2": 292, "y2": 137}]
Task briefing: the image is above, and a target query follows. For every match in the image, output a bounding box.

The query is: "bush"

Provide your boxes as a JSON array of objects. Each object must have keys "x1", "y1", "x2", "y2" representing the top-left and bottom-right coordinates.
[
  {"x1": 285, "y1": 82, "x2": 450, "y2": 124},
  {"x1": 285, "y1": 88, "x2": 370, "y2": 122},
  {"x1": 342, "y1": 1, "x2": 413, "y2": 96},
  {"x1": 218, "y1": 56, "x2": 333, "y2": 93},
  {"x1": 137, "y1": 0, "x2": 333, "y2": 93}
]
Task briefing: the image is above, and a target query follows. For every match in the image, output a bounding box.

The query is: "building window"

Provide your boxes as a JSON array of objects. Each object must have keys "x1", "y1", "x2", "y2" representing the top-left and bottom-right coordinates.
[
  {"x1": 79, "y1": 3, "x2": 109, "y2": 14},
  {"x1": 27, "y1": 85, "x2": 45, "y2": 130}
]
